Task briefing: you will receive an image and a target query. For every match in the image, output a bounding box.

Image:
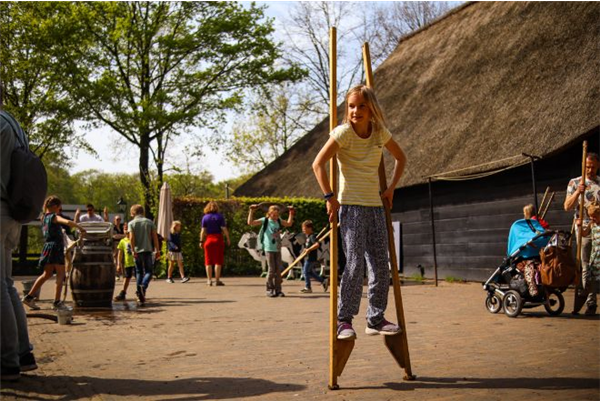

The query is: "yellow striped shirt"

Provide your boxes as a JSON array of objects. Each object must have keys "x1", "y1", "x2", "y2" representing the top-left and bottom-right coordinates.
[{"x1": 330, "y1": 123, "x2": 392, "y2": 207}]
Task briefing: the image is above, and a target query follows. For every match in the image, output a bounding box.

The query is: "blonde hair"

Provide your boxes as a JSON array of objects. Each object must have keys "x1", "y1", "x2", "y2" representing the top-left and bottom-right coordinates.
[
  {"x1": 204, "y1": 201, "x2": 219, "y2": 214},
  {"x1": 171, "y1": 220, "x2": 181, "y2": 233},
  {"x1": 523, "y1": 204, "x2": 535, "y2": 219},
  {"x1": 43, "y1": 195, "x2": 61, "y2": 211},
  {"x1": 130, "y1": 204, "x2": 144, "y2": 216},
  {"x1": 267, "y1": 205, "x2": 280, "y2": 218},
  {"x1": 343, "y1": 85, "x2": 387, "y2": 132}
]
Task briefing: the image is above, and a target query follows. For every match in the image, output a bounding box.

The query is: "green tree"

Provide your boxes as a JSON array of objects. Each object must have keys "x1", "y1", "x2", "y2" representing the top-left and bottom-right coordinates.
[
  {"x1": 226, "y1": 83, "x2": 314, "y2": 173},
  {"x1": 63, "y1": 2, "x2": 304, "y2": 217},
  {"x1": 0, "y1": 2, "x2": 95, "y2": 163},
  {"x1": 69, "y1": 170, "x2": 143, "y2": 215}
]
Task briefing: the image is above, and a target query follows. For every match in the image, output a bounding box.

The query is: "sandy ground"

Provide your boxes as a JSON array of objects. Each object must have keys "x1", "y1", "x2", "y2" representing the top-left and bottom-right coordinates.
[{"x1": 1, "y1": 276, "x2": 599, "y2": 401}]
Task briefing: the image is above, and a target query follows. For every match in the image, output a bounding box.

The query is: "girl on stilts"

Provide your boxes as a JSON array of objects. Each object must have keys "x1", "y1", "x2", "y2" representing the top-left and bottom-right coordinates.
[
  {"x1": 22, "y1": 196, "x2": 86, "y2": 310},
  {"x1": 313, "y1": 84, "x2": 407, "y2": 340}
]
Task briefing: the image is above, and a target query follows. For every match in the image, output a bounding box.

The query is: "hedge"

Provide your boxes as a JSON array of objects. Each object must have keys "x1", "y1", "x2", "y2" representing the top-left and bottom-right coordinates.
[{"x1": 169, "y1": 196, "x2": 328, "y2": 277}]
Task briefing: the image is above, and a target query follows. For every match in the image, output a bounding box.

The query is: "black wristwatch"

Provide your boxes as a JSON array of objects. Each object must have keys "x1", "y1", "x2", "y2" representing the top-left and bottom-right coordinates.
[{"x1": 324, "y1": 192, "x2": 335, "y2": 201}]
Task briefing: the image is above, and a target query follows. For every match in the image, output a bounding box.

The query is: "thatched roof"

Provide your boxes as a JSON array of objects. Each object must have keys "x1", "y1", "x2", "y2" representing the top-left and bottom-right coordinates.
[{"x1": 235, "y1": 2, "x2": 600, "y2": 198}]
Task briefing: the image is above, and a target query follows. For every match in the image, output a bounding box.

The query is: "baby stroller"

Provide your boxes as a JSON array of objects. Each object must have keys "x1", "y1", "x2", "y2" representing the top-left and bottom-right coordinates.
[{"x1": 482, "y1": 219, "x2": 569, "y2": 318}]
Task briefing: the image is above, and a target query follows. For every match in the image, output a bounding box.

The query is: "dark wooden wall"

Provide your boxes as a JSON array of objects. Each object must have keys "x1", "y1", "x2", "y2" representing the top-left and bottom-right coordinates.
[{"x1": 391, "y1": 129, "x2": 599, "y2": 281}]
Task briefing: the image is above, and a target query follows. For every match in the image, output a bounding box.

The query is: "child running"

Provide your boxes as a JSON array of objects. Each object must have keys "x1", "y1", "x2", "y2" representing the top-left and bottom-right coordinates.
[
  {"x1": 114, "y1": 223, "x2": 135, "y2": 301},
  {"x1": 300, "y1": 220, "x2": 329, "y2": 294},
  {"x1": 312, "y1": 84, "x2": 407, "y2": 340},
  {"x1": 22, "y1": 196, "x2": 86, "y2": 310},
  {"x1": 166, "y1": 221, "x2": 189, "y2": 284},
  {"x1": 248, "y1": 204, "x2": 295, "y2": 297}
]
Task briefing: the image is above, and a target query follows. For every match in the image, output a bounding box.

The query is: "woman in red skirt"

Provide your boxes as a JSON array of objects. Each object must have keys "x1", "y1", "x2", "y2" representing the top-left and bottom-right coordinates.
[{"x1": 200, "y1": 201, "x2": 230, "y2": 286}]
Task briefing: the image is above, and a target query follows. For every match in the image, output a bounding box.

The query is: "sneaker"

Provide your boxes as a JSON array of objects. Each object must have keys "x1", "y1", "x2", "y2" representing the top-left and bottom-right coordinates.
[
  {"x1": 22, "y1": 296, "x2": 40, "y2": 311},
  {"x1": 276, "y1": 291, "x2": 285, "y2": 297},
  {"x1": 215, "y1": 280, "x2": 224, "y2": 286},
  {"x1": 266, "y1": 290, "x2": 277, "y2": 297},
  {"x1": 136, "y1": 287, "x2": 146, "y2": 305},
  {"x1": 584, "y1": 306, "x2": 598, "y2": 316},
  {"x1": 181, "y1": 277, "x2": 190, "y2": 284},
  {"x1": 166, "y1": 278, "x2": 174, "y2": 284},
  {"x1": 207, "y1": 280, "x2": 213, "y2": 286},
  {"x1": 365, "y1": 319, "x2": 402, "y2": 336},
  {"x1": 1, "y1": 366, "x2": 20, "y2": 381},
  {"x1": 52, "y1": 301, "x2": 64, "y2": 311},
  {"x1": 337, "y1": 322, "x2": 357, "y2": 340},
  {"x1": 300, "y1": 288, "x2": 313, "y2": 293},
  {"x1": 322, "y1": 278, "x2": 329, "y2": 292},
  {"x1": 20, "y1": 352, "x2": 38, "y2": 372},
  {"x1": 114, "y1": 291, "x2": 126, "y2": 301}
]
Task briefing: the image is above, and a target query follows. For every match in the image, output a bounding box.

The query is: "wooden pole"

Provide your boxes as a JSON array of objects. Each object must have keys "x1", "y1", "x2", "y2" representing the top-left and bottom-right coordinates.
[
  {"x1": 576, "y1": 141, "x2": 588, "y2": 271},
  {"x1": 328, "y1": 26, "x2": 341, "y2": 391},
  {"x1": 362, "y1": 42, "x2": 414, "y2": 380},
  {"x1": 574, "y1": 141, "x2": 588, "y2": 313},
  {"x1": 539, "y1": 186, "x2": 550, "y2": 214},
  {"x1": 540, "y1": 192, "x2": 555, "y2": 221}
]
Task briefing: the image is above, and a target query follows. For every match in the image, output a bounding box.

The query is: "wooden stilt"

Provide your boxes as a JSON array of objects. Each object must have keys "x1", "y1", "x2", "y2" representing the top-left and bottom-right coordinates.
[{"x1": 363, "y1": 42, "x2": 415, "y2": 381}]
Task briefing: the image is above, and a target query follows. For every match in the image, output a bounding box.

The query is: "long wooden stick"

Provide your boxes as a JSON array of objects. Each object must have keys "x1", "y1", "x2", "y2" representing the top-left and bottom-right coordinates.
[
  {"x1": 363, "y1": 42, "x2": 414, "y2": 380},
  {"x1": 540, "y1": 192, "x2": 555, "y2": 221},
  {"x1": 573, "y1": 141, "x2": 588, "y2": 313},
  {"x1": 576, "y1": 141, "x2": 588, "y2": 272},
  {"x1": 328, "y1": 26, "x2": 341, "y2": 391},
  {"x1": 539, "y1": 186, "x2": 550, "y2": 214},
  {"x1": 280, "y1": 225, "x2": 333, "y2": 278}
]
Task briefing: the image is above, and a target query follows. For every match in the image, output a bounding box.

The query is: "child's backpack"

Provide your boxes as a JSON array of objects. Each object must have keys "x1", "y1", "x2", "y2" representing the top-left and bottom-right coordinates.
[
  {"x1": 257, "y1": 216, "x2": 282, "y2": 251},
  {"x1": 1, "y1": 111, "x2": 47, "y2": 223}
]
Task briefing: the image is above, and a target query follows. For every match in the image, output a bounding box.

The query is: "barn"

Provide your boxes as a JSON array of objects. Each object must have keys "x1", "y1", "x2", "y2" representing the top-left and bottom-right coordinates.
[{"x1": 235, "y1": 2, "x2": 600, "y2": 281}]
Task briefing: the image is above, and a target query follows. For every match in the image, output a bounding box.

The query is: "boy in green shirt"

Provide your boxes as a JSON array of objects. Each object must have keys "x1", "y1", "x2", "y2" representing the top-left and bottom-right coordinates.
[{"x1": 114, "y1": 223, "x2": 135, "y2": 301}]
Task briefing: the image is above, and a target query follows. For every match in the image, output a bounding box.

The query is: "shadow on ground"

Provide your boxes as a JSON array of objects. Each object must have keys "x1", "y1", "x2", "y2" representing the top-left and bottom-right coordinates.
[
  {"x1": 340, "y1": 376, "x2": 600, "y2": 392},
  {"x1": 2, "y1": 375, "x2": 305, "y2": 401}
]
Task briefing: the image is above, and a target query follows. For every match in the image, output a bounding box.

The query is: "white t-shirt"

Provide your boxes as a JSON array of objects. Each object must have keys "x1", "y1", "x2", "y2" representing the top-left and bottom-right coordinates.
[
  {"x1": 330, "y1": 123, "x2": 392, "y2": 207},
  {"x1": 80, "y1": 213, "x2": 104, "y2": 223}
]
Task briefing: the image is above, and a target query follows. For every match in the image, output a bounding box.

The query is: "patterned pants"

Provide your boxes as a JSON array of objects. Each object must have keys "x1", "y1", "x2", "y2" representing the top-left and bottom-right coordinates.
[{"x1": 338, "y1": 205, "x2": 389, "y2": 327}]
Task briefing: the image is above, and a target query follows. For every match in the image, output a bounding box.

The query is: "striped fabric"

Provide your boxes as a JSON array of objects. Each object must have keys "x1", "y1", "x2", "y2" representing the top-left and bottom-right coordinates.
[{"x1": 330, "y1": 123, "x2": 392, "y2": 207}]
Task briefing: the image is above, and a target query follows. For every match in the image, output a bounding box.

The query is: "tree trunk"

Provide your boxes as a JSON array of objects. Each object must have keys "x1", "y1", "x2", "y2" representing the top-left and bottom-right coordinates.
[{"x1": 139, "y1": 132, "x2": 154, "y2": 219}]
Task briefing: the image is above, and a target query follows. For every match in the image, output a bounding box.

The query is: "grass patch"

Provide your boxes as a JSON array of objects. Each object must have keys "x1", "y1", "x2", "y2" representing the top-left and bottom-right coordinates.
[
  {"x1": 408, "y1": 273, "x2": 425, "y2": 282},
  {"x1": 445, "y1": 276, "x2": 465, "y2": 283}
]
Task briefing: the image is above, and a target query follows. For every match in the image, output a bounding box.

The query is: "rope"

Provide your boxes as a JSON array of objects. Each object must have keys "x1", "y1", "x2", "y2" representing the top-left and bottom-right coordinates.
[{"x1": 428, "y1": 155, "x2": 530, "y2": 182}]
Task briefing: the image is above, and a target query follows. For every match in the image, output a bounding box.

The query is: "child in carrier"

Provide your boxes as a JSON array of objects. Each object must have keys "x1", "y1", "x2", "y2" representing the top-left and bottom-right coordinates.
[{"x1": 22, "y1": 196, "x2": 86, "y2": 310}]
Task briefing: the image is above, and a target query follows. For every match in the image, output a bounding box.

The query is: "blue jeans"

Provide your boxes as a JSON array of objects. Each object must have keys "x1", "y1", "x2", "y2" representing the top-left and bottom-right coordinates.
[
  {"x1": 1, "y1": 202, "x2": 32, "y2": 368},
  {"x1": 134, "y1": 252, "x2": 153, "y2": 292},
  {"x1": 303, "y1": 260, "x2": 324, "y2": 289}
]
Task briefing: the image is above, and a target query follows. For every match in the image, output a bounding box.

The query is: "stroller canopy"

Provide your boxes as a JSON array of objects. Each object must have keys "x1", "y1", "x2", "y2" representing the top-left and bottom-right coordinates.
[{"x1": 507, "y1": 219, "x2": 549, "y2": 258}]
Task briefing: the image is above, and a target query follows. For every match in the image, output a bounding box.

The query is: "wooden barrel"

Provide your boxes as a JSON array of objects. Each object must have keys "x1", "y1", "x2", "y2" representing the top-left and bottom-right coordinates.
[{"x1": 70, "y1": 239, "x2": 115, "y2": 308}]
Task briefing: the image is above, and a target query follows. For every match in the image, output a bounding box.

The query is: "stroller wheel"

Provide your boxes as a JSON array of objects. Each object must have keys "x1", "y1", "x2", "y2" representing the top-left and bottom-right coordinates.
[
  {"x1": 544, "y1": 289, "x2": 565, "y2": 316},
  {"x1": 485, "y1": 294, "x2": 502, "y2": 314},
  {"x1": 503, "y1": 290, "x2": 523, "y2": 318}
]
